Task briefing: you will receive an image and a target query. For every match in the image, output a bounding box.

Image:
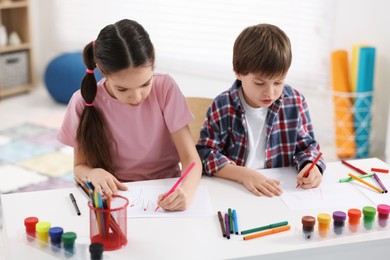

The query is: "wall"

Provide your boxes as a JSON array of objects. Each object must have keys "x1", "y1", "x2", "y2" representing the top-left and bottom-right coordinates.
[{"x1": 29, "y1": 0, "x2": 390, "y2": 162}]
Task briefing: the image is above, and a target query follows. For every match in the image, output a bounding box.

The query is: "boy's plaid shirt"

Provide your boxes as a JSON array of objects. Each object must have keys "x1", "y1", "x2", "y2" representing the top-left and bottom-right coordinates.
[{"x1": 196, "y1": 80, "x2": 325, "y2": 176}]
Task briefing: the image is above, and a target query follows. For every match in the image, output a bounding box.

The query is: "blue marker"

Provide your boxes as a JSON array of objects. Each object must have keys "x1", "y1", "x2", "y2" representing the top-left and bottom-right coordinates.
[{"x1": 232, "y1": 209, "x2": 239, "y2": 235}]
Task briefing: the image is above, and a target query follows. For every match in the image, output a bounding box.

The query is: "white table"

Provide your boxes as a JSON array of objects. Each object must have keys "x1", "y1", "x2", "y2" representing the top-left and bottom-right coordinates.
[{"x1": 2, "y1": 158, "x2": 390, "y2": 259}]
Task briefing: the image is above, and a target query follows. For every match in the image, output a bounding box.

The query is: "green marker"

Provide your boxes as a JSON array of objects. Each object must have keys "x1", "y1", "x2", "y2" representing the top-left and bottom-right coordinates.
[
  {"x1": 228, "y1": 208, "x2": 234, "y2": 234},
  {"x1": 339, "y1": 173, "x2": 374, "y2": 183},
  {"x1": 241, "y1": 221, "x2": 289, "y2": 235}
]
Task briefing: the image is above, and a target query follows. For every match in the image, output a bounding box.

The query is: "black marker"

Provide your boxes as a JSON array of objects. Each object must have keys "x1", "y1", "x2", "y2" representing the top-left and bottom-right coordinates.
[{"x1": 69, "y1": 193, "x2": 81, "y2": 216}]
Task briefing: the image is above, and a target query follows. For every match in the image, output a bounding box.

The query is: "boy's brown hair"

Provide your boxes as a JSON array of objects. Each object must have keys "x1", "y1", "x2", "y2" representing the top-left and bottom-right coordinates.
[{"x1": 233, "y1": 24, "x2": 292, "y2": 78}]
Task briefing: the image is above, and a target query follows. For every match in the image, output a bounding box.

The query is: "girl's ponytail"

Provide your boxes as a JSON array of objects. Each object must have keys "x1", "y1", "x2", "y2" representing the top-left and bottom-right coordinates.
[{"x1": 76, "y1": 41, "x2": 114, "y2": 173}]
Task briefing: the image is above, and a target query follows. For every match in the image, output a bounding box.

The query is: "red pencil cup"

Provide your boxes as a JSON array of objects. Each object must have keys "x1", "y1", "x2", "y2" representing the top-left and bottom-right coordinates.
[{"x1": 88, "y1": 194, "x2": 129, "y2": 251}]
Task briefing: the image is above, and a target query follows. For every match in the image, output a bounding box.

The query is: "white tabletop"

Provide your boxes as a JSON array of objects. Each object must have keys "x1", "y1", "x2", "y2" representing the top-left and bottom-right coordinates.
[{"x1": 2, "y1": 158, "x2": 390, "y2": 259}]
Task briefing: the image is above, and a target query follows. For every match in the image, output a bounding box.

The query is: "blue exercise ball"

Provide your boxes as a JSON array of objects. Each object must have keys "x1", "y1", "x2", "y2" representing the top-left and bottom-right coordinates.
[{"x1": 44, "y1": 52, "x2": 103, "y2": 104}]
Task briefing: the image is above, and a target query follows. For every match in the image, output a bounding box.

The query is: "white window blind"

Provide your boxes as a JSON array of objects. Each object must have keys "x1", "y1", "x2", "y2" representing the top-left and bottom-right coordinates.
[{"x1": 49, "y1": 0, "x2": 334, "y2": 91}]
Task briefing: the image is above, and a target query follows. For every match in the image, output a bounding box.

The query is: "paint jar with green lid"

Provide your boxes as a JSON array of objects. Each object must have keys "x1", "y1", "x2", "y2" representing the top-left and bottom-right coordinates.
[
  {"x1": 36, "y1": 221, "x2": 51, "y2": 246},
  {"x1": 62, "y1": 231, "x2": 77, "y2": 256},
  {"x1": 362, "y1": 206, "x2": 376, "y2": 230},
  {"x1": 317, "y1": 213, "x2": 331, "y2": 238}
]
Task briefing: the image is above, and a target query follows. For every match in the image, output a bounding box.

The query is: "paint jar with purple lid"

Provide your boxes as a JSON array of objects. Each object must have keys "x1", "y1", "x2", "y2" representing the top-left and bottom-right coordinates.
[
  {"x1": 302, "y1": 216, "x2": 316, "y2": 240},
  {"x1": 377, "y1": 204, "x2": 390, "y2": 228},
  {"x1": 332, "y1": 211, "x2": 346, "y2": 235}
]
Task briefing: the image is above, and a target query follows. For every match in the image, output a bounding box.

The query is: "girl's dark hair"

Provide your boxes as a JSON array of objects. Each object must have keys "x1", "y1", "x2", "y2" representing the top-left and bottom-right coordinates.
[
  {"x1": 233, "y1": 23, "x2": 292, "y2": 78},
  {"x1": 77, "y1": 19, "x2": 155, "y2": 174}
]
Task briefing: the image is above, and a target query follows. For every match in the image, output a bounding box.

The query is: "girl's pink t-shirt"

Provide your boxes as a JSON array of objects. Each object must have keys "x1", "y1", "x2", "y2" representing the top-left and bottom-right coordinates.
[{"x1": 57, "y1": 73, "x2": 193, "y2": 181}]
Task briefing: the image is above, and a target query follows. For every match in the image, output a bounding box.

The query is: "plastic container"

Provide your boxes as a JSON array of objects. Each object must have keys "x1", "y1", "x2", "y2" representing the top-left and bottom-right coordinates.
[
  {"x1": 62, "y1": 231, "x2": 77, "y2": 256},
  {"x1": 348, "y1": 208, "x2": 362, "y2": 232},
  {"x1": 90, "y1": 243, "x2": 104, "y2": 260},
  {"x1": 49, "y1": 227, "x2": 63, "y2": 252},
  {"x1": 362, "y1": 206, "x2": 376, "y2": 230},
  {"x1": 88, "y1": 194, "x2": 129, "y2": 251},
  {"x1": 317, "y1": 213, "x2": 331, "y2": 238},
  {"x1": 24, "y1": 216, "x2": 39, "y2": 241},
  {"x1": 301, "y1": 216, "x2": 316, "y2": 240},
  {"x1": 36, "y1": 221, "x2": 51, "y2": 246},
  {"x1": 332, "y1": 211, "x2": 346, "y2": 235},
  {"x1": 377, "y1": 204, "x2": 390, "y2": 228}
]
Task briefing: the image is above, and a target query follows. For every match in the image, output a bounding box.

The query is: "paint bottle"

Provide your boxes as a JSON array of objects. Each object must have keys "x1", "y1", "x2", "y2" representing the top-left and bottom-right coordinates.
[
  {"x1": 332, "y1": 211, "x2": 346, "y2": 235},
  {"x1": 24, "y1": 216, "x2": 39, "y2": 241},
  {"x1": 62, "y1": 232, "x2": 77, "y2": 257},
  {"x1": 377, "y1": 204, "x2": 390, "y2": 228},
  {"x1": 362, "y1": 206, "x2": 376, "y2": 230},
  {"x1": 90, "y1": 243, "x2": 104, "y2": 260},
  {"x1": 49, "y1": 227, "x2": 63, "y2": 252},
  {"x1": 301, "y1": 216, "x2": 316, "y2": 240},
  {"x1": 348, "y1": 208, "x2": 361, "y2": 232},
  {"x1": 35, "y1": 221, "x2": 51, "y2": 246},
  {"x1": 317, "y1": 213, "x2": 331, "y2": 238}
]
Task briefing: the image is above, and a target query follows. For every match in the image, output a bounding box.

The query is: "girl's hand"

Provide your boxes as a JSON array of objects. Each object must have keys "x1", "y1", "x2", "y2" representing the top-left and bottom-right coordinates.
[
  {"x1": 156, "y1": 187, "x2": 190, "y2": 211},
  {"x1": 240, "y1": 168, "x2": 283, "y2": 197},
  {"x1": 87, "y1": 168, "x2": 128, "y2": 196},
  {"x1": 296, "y1": 164, "x2": 322, "y2": 189}
]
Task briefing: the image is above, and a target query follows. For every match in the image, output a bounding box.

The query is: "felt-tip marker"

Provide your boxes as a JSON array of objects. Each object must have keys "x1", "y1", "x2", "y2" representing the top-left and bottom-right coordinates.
[{"x1": 70, "y1": 193, "x2": 81, "y2": 216}]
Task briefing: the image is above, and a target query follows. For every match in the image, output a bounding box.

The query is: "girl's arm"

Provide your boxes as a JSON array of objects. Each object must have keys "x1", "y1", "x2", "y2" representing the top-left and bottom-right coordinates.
[
  {"x1": 73, "y1": 148, "x2": 127, "y2": 196},
  {"x1": 157, "y1": 125, "x2": 202, "y2": 211}
]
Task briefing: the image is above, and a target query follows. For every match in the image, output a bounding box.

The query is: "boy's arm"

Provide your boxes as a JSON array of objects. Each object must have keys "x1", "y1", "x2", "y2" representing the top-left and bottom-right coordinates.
[{"x1": 293, "y1": 96, "x2": 326, "y2": 173}]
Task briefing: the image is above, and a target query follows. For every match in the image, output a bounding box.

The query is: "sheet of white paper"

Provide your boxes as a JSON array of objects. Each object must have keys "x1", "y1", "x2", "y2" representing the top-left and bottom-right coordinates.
[
  {"x1": 119, "y1": 185, "x2": 214, "y2": 218},
  {"x1": 261, "y1": 166, "x2": 375, "y2": 211}
]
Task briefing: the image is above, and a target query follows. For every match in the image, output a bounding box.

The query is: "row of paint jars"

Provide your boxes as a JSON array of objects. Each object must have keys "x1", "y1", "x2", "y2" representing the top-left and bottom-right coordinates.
[{"x1": 301, "y1": 204, "x2": 390, "y2": 240}]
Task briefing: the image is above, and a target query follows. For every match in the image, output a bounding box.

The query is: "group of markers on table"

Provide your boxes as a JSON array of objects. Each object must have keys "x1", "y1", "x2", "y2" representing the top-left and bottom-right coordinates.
[
  {"x1": 217, "y1": 209, "x2": 291, "y2": 240},
  {"x1": 340, "y1": 160, "x2": 388, "y2": 193},
  {"x1": 23, "y1": 215, "x2": 104, "y2": 260},
  {"x1": 301, "y1": 204, "x2": 390, "y2": 239}
]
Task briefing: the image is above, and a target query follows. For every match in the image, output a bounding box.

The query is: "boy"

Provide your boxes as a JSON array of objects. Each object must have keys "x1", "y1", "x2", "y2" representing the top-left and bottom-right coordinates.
[{"x1": 196, "y1": 24, "x2": 325, "y2": 197}]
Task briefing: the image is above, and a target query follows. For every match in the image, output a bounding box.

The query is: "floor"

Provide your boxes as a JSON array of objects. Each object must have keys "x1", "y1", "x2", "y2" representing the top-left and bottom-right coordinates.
[{"x1": 0, "y1": 86, "x2": 71, "y2": 258}]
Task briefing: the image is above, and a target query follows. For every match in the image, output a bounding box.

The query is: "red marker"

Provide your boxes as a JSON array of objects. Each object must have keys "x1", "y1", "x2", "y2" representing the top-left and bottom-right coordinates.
[{"x1": 341, "y1": 160, "x2": 368, "y2": 175}]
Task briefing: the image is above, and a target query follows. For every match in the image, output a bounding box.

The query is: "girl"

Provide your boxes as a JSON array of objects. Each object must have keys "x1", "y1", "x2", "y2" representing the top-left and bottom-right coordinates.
[{"x1": 58, "y1": 19, "x2": 202, "y2": 211}]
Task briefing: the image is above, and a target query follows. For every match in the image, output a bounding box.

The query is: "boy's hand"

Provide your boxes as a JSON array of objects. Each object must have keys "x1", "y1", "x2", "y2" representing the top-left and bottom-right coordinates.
[
  {"x1": 296, "y1": 164, "x2": 322, "y2": 189},
  {"x1": 240, "y1": 168, "x2": 283, "y2": 197},
  {"x1": 88, "y1": 168, "x2": 128, "y2": 196}
]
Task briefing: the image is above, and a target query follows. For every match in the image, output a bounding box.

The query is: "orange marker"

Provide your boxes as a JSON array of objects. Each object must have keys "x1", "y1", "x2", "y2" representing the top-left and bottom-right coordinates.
[{"x1": 243, "y1": 225, "x2": 291, "y2": 240}]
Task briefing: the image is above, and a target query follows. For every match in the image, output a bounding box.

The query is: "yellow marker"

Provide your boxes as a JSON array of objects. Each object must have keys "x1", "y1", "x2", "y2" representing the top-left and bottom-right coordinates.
[{"x1": 348, "y1": 173, "x2": 384, "y2": 194}]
